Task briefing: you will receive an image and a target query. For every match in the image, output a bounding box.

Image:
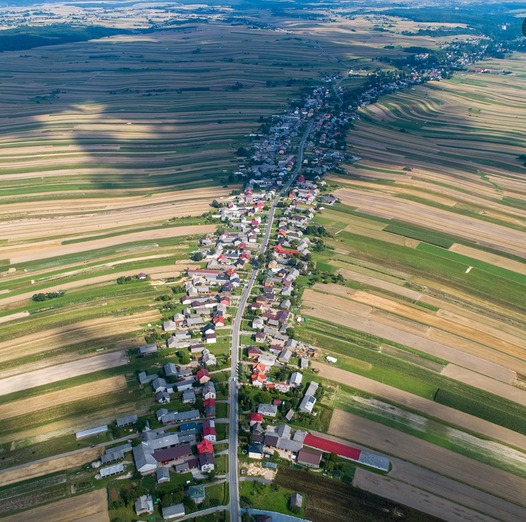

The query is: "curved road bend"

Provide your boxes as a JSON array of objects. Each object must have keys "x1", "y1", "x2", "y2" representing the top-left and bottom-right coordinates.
[{"x1": 228, "y1": 120, "x2": 313, "y2": 521}]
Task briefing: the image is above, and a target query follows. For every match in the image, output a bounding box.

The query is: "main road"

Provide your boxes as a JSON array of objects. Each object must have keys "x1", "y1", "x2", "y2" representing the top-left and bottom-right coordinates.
[{"x1": 228, "y1": 119, "x2": 313, "y2": 521}]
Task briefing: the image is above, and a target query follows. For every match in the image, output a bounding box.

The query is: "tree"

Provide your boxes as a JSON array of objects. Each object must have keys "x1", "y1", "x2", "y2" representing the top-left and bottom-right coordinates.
[
  {"x1": 177, "y1": 350, "x2": 191, "y2": 364},
  {"x1": 192, "y1": 251, "x2": 204, "y2": 262}
]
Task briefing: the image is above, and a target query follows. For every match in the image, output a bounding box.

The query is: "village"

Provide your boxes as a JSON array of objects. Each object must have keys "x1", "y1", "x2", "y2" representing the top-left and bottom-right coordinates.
[{"x1": 69, "y1": 80, "x2": 399, "y2": 522}]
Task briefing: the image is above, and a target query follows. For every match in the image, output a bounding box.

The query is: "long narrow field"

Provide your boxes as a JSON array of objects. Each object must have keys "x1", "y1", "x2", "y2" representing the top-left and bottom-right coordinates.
[
  {"x1": 0, "y1": 376, "x2": 126, "y2": 421},
  {"x1": 0, "y1": 488, "x2": 109, "y2": 522},
  {"x1": 328, "y1": 410, "x2": 526, "y2": 509},
  {"x1": 0, "y1": 351, "x2": 128, "y2": 396},
  {"x1": 311, "y1": 361, "x2": 526, "y2": 451}
]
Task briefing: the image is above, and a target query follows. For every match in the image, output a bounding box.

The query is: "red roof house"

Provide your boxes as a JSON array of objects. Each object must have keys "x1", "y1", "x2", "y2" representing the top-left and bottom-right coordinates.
[
  {"x1": 197, "y1": 439, "x2": 214, "y2": 455},
  {"x1": 250, "y1": 412, "x2": 263, "y2": 426},
  {"x1": 196, "y1": 368, "x2": 211, "y2": 384}
]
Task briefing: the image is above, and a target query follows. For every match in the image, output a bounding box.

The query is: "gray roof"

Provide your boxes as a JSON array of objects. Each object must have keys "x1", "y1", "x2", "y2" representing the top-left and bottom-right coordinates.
[
  {"x1": 164, "y1": 362, "x2": 178, "y2": 377},
  {"x1": 156, "y1": 466, "x2": 171, "y2": 483},
  {"x1": 133, "y1": 444, "x2": 157, "y2": 473},
  {"x1": 257, "y1": 404, "x2": 278, "y2": 416},
  {"x1": 162, "y1": 503, "x2": 185, "y2": 519},
  {"x1": 116, "y1": 414, "x2": 138, "y2": 427},
  {"x1": 101, "y1": 443, "x2": 132, "y2": 464},
  {"x1": 139, "y1": 344, "x2": 158, "y2": 354},
  {"x1": 99, "y1": 463, "x2": 125, "y2": 478}
]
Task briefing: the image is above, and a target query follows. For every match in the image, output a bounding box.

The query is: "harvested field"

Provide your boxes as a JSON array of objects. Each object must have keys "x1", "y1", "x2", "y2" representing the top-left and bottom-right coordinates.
[
  {"x1": 335, "y1": 188, "x2": 526, "y2": 259},
  {"x1": 441, "y1": 365, "x2": 526, "y2": 407},
  {"x1": 312, "y1": 361, "x2": 526, "y2": 452},
  {"x1": 0, "y1": 375, "x2": 126, "y2": 421},
  {"x1": 387, "y1": 459, "x2": 526, "y2": 522},
  {"x1": 0, "y1": 448, "x2": 102, "y2": 487},
  {"x1": 0, "y1": 488, "x2": 108, "y2": 522},
  {"x1": 0, "y1": 312, "x2": 157, "y2": 366},
  {"x1": 3, "y1": 224, "x2": 214, "y2": 264},
  {"x1": 0, "y1": 351, "x2": 128, "y2": 396},
  {"x1": 302, "y1": 289, "x2": 524, "y2": 379},
  {"x1": 336, "y1": 269, "x2": 422, "y2": 300},
  {"x1": 328, "y1": 410, "x2": 526, "y2": 508},
  {"x1": 449, "y1": 243, "x2": 526, "y2": 276},
  {"x1": 353, "y1": 469, "x2": 498, "y2": 522}
]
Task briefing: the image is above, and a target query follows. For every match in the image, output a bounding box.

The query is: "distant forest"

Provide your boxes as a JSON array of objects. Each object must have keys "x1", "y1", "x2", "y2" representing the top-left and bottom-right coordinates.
[{"x1": 0, "y1": 23, "x2": 128, "y2": 52}]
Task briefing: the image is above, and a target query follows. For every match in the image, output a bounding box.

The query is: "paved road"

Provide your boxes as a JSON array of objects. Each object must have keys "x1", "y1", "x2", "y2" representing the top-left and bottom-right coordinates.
[{"x1": 228, "y1": 120, "x2": 313, "y2": 520}]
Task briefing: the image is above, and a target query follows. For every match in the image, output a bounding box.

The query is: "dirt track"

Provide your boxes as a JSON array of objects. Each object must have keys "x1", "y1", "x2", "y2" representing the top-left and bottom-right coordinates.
[
  {"x1": 312, "y1": 361, "x2": 526, "y2": 451},
  {"x1": 329, "y1": 410, "x2": 526, "y2": 508},
  {"x1": 0, "y1": 488, "x2": 108, "y2": 522},
  {"x1": 353, "y1": 469, "x2": 499, "y2": 522},
  {"x1": 0, "y1": 376, "x2": 126, "y2": 421},
  {"x1": 0, "y1": 351, "x2": 128, "y2": 396}
]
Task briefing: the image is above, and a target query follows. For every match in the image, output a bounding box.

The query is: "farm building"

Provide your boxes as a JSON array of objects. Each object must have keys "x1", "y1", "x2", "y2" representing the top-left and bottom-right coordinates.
[
  {"x1": 156, "y1": 467, "x2": 171, "y2": 484},
  {"x1": 162, "y1": 503, "x2": 185, "y2": 520},
  {"x1": 297, "y1": 448, "x2": 322, "y2": 468},
  {"x1": 76, "y1": 425, "x2": 108, "y2": 440},
  {"x1": 116, "y1": 414, "x2": 138, "y2": 428},
  {"x1": 99, "y1": 463, "x2": 125, "y2": 479},
  {"x1": 101, "y1": 443, "x2": 132, "y2": 464},
  {"x1": 139, "y1": 344, "x2": 158, "y2": 356}
]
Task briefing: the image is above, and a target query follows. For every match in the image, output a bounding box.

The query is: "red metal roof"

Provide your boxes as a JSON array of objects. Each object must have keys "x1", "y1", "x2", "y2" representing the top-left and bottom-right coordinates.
[{"x1": 304, "y1": 434, "x2": 362, "y2": 461}]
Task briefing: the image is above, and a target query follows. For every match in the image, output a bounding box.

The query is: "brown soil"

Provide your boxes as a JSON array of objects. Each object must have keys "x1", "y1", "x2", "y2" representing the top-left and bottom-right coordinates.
[
  {"x1": 0, "y1": 488, "x2": 108, "y2": 522},
  {"x1": 0, "y1": 311, "x2": 157, "y2": 366},
  {"x1": 302, "y1": 289, "x2": 524, "y2": 379},
  {"x1": 329, "y1": 410, "x2": 526, "y2": 508},
  {"x1": 0, "y1": 351, "x2": 128, "y2": 396},
  {"x1": 353, "y1": 469, "x2": 499, "y2": 522},
  {"x1": 0, "y1": 376, "x2": 126, "y2": 421},
  {"x1": 0, "y1": 449, "x2": 102, "y2": 488}
]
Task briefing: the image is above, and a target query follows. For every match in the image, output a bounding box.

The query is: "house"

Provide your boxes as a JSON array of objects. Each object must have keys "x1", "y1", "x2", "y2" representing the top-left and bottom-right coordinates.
[
  {"x1": 289, "y1": 372, "x2": 303, "y2": 387},
  {"x1": 258, "y1": 352, "x2": 276, "y2": 369},
  {"x1": 190, "y1": 343, "x2": 205, "y2": 355},
  {"x1": 197, "y1": 439, "x2": 214, "y2": 455},
  {"x1": 202, "y1": 349, "x2": 217, "y2": 367},
  {"x1": 247, "y1": 346, "x2": 262, "y2": 359},
  {"x1": 164, "y1": 363, "x2": 178, "y2": 378},
  {"x1": 162, "y1": 503, "x2": 185, "y2": 520},
  {"x1": 156, "y1": 391, "x2": 171, "y2": 404},
  {"x1": 196, "y1": 368, "x2": 210, "y2": 384},
  {"x1": 138, "y1": 344, "x2": 157, "y2": 356},
  {"x1": 255, "y1": 332, "x2": 266, "y2": 343},
  {"x1": 300, "y1": 357, "x2": 309, "y2": 370},
  {"x1": 202, "y1": 419, "x2": 217, "y2": 442},
  {"x1": 198, "y1": 452, "x2": 215, "y2": 472},
  {"x1": 135, "y1": 495, "x2": 154, "y2": 516},
  {"x1": 156, "y1": 466, "x2": 171, "y2": 484},
  {"x1": 299, "y1": 381, "x2": 318, "y2": 414},
  {"x1": 138, "y1": 371, "x2": 157, "y2": 385},
  {"x1": 205, "y1": 332, "x2": 217, "y2": 344},
  {"x1": 163, "y1": 320, "x2": 177, "y2": 332},
  {"x1": 175, "y1": 378, "x2": 194, "y2": 392},
  {"x1": 248, "y1": 443, "x2": 264, "y2": 459},
  {"x1": 212, "y1": 315, "x2": 225, "y2": 327},
  {"x1": 187, "y1": 485, "x2": 206, "y2": 504},
  {"x1": 153, "y1": 444, "x2": 193, "y2": 465},
  {"x1": 152, "y1": 377, "x2": 167, "y2": 393},
  {"x1": 101, "y1": 443, "x2": 132, "y2": 464},
  {"x1": 278, "y1": 349, "x2": 292, "y2": 364},
  {"x1": 258, "y1": 404, "x2": 278, "y2": 418},
  {"x1": 186, "y1": 316, "x2": 204, "y2": 328},
  {"x1": 136, "y1": 272, "x2": 148, "y2": 280},
  {"x1": 182, "y1": 389, "x2": 196, "y2": 404},
  {"x1": 252, "y1": 317, "x2": 264, "y2": 330},
  {"x1": 115, "y1": 414, "x2": 138, "y2": 428},
  {"x1": 175, "y1": 457, "x2": 198, "y2": 473},
  {"x1": 250, "y1": 412, "x2": 263, "y2": 426},
  {"x1": 204, "y1": 398, "x2": 216, "y2": 418},
  {"x1": 297, "y1": 447, "x2": 322, "y2": 468},
  {"x1": 202, "y1": 380, "x2": 216, "y2": 400},
  {"x1": 290, "y1": 493, "x2": 303, "y2": 510}
]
